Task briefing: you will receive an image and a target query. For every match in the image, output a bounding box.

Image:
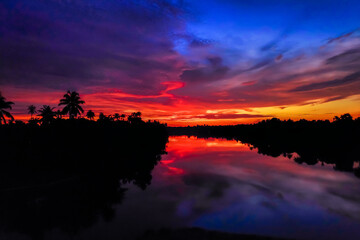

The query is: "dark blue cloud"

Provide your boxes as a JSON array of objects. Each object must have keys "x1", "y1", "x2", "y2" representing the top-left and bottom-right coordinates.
[
  {"x1": 290, "y1": 71, "x2": 360, "y2": 92},
  {"x1": 1, "y1": 0, "x2": 360, "y2": 115},
  {"x1": 0, "y1": 0, "x2": 187, "y2": 93},
  {"x1": 180, "y1": 57, "x2": 229, "y2": 83}
]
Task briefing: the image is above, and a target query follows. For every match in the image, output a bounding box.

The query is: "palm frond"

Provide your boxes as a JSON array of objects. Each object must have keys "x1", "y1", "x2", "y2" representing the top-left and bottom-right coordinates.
[
  {"x1": 78, "y1": 105, "x2": 84, "y2": 113},
  {"x1": 2, "y1": 110, "x2": 14, "y2": 119}
]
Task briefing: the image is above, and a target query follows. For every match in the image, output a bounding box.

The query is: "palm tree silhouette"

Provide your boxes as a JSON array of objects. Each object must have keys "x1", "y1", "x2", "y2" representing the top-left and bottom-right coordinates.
[
  {"x1": 38, "y1": 105, "x2": 55, "y2": 125},
  {"x1": 86, "y1": 110, "x2": 95, "y2": 120},
  {"x1": 59, "y1": 91, "x2": 85, "y2": 119},
  {"x1": 27, "y1": 105, "x2": 37, "y2": 120},
  {"x1": 0, "y1": 92, "x2": 14, "y2": 124}
]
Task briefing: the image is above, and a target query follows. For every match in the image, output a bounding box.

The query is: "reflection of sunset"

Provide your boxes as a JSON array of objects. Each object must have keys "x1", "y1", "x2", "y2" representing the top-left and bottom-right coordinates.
[
  {"x1": 153, "y1": 136, "x2": 360, "y2": 239},
  {"x1": 2, "y1": 1, "x2": 360, "y2": 240},
  {"x1": 166, "y1": 136, "x2": 250, "y2": 156},
  {"x1": 159, "y1": 136, "x2": 352, "y2": 182},
  {"x1": 160, "y1": 158, "x2": 185, "y2": 175},
  {"x1": 160, "y1": 160, "x2": 175, "y2": 165},
  {"x1": 160, "y1": 137, "x2": 252, "y2": 176},
  {"x1": 165, "y1": 166, "x2": 185, "y2": 175}
]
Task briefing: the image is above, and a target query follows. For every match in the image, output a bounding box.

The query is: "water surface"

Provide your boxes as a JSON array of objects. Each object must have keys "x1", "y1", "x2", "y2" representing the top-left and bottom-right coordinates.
[{"x1": 2, "y1": 136, "x2": 360, "y2": 240}]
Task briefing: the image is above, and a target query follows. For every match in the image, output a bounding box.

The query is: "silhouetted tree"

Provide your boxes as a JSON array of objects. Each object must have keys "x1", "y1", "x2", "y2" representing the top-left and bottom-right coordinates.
[
  {"x1": 55, "y1": 110, "x2": 63, "y2": 119},
  {"x1": 113, "y1": 113, "x2": 120, "y2": 121},
  {"x1": 0, "y1": 92, "x2": 14, "y2": 124},
  {"x1": 28, "y1": 118, "x2": 40, "y2": 126},
  {"x1": 334, "y1": 113, "x2": 353, "y2": 123},
  {"x1": 14, "y1": 120, "x2": 25, "y2": 126},
  {"x1": 0, "y1": 116, "x2": 168, "y2": 239},
  {"x1": 108, "y1": 115, "x2": 114, "y2": 121},
  {"x1": 27, "y1": 105, "x2": 36, "y2": 120},
  {"x1": 86, "y1": 110, "x2": 95, "y2": 120},
  {"x1": 38, "y1": 105, "x2": 56, "y2": 125},
  {"x1": 97, "y1": 112, "x2": 114, "y2": 122},
  {"x1": 98, "y1": 112, "x2": 106, "y2": 121},
  {"x1": 128, "y1": 112, "x2": 142, "y2": 124},
  {"x1": 59, "y1": 91, "x2": 85, "y2": 119},
  {"x1": 120, "y1": 114, "x2": 126, "y2": 121}
]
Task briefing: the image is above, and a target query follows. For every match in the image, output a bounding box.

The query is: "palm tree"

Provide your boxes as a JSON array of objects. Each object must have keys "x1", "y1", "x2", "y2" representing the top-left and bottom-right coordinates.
[
  {"x1": 59, "y1": 91, "x2": 85, "y2": 119},
  {"x1": 38, "y1": 105, "x2": 55, "y2": 125},
  {"x1": 86, "y1": 110, "x2": 95, "y2": 120},
  {"x1": 0, "y1": 92, "x2": 14, "y2": 125},
  {"x1": 113, "y1": 113, "x2": 120, "y2": 121},
  {"x1": 27, "y1": 105, "x2": 37, "y2": 120}
]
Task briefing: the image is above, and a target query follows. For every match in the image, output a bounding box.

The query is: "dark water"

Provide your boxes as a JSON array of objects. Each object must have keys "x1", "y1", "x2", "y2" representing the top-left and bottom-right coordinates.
[{"x1": 1, "y1": 136, "x2": 360, "y2": 240}]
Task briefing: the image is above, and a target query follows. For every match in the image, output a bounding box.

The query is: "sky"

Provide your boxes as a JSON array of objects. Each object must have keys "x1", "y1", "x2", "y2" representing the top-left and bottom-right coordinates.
[{"x1": 1, "y1": 0, "x2": 360, "y2": 126}]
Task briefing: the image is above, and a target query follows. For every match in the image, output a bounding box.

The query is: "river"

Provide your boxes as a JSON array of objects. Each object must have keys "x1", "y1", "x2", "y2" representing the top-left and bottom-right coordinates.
[{"x1": 1, "y1": 136, "x2": 360, "y2": 240}]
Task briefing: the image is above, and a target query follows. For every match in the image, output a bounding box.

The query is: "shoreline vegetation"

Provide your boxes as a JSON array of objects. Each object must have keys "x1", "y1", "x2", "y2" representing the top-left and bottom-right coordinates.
[
  {"x1": 1, "y1": 89, "x2": 359, "y2": 183},
  {"x1": 0, "y1": 89, "x2": 169, "y2": 190},
  {"x1": 0, "y1": 90, "x2": 359, "y2": 239},
  {"x1": 168, "y1": 114, "x2": 360, "y2": 178},
  {"x1": 1, "y1": 90, "x2": 359, "y2": 179},
  {"x1": 0, "y1": 91, "x2": 169, "y2": 238},
  {"x1": 0, "y1": 90, "x2": 169, "y2": 190},
  {"x1": 0, "y1": 117, "x2": 169, "y2": 238}
]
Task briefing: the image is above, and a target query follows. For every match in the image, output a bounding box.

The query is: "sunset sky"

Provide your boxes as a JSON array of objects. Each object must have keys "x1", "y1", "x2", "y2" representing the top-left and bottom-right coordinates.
[{"x1": 1, "y1": 0, "x2": 360, "y2": 126}]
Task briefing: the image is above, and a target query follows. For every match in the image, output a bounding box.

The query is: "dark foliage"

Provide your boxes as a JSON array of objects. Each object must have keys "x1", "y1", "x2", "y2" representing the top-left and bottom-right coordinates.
[
  {"x1": 140, "y1": 227, "x2": 291, "y2": 240},
  {"x1": 59, "y1": 91, "x2": 85, "y2": 119},
  {"x1": 27, "y1": 105, "x2": 37, "y2": 120},
  {"x1": 0, "y1": 118, "x2": 168, "y2": 239},
  {"x1": 0, "y1": 92, "x2": 14, "y2": 124},
  {"x1": 37, "y1": 105, "x2": 56, "y2": 125},
  {"x1": 168, "y1": 114, "x2": 360, "y2": 177}
]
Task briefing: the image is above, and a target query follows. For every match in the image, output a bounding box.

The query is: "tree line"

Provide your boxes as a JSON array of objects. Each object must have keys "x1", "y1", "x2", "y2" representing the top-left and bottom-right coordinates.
[
  {"x1": 169, "y1": 115, "x2": 360, "y2": 177},
  {"x1": 0, "y1": 91, "x2": 148, "y2": 125}
]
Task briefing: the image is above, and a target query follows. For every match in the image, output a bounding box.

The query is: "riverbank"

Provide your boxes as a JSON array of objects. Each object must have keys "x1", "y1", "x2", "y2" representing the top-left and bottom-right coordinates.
[{"x1": 168, "y1": 115, "x2": 360, "y2": 177}]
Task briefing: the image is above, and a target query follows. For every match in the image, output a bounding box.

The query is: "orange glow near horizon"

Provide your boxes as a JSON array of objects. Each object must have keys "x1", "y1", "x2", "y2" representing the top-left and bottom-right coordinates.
[
  {"x1": 3, "y1": 85, "x2": 360, "y2": 126},
  {"x1": 158, "y1": 136, "x2": 252, "y2": 176},
  {"x1": 2, "y1": 0, "x2": 360, "y2": 126},
  {"x1": 166, "y1": 136, "x2": 251, "y2": 155}
]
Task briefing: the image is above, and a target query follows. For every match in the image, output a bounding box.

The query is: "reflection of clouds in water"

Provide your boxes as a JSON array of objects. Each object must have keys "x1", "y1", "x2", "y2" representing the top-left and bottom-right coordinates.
[
  {"x1": 74, "y1": 136, "x2": 360, "y2": 240},
  {"x1": 183, "y1": 173, "x2": 230, "y2": 199},
  {"x1": 113, "y1": 136, "x2": 360, "y2": 240},
  {"x1": 162, "y1": 136, "x2": 360, "y2": 234}
]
